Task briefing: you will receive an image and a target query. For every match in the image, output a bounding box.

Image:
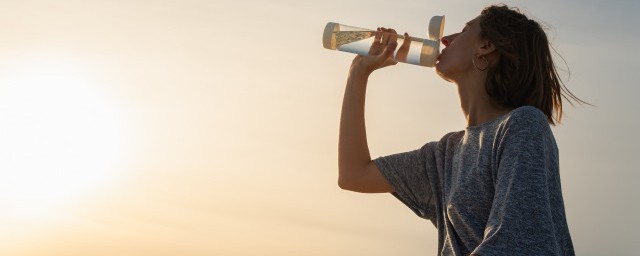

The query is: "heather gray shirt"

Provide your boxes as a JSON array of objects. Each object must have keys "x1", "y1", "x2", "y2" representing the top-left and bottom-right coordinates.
[{"x1": 374, "y1": 106, "x2": 574, "y2": 256}]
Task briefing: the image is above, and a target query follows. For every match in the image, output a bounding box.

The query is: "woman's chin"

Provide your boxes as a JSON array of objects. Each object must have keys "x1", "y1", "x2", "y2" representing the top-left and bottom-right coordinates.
[
  {"x1": 435, "y1": 62, "x2": 445, "y2": 76},
  {"x1": 435, "y1": 64, "x2": 454, "y2": 83}
]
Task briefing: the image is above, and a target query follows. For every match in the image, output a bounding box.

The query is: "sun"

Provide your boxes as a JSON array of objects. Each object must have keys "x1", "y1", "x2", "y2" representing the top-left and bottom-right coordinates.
[{"x1": 0, "y1": 54, "x2": 131, "y2": 220}]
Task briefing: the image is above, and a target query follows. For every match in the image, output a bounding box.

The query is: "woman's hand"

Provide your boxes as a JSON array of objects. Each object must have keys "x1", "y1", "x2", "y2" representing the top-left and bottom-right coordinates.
[{"x1": 349, "y1": 28, "x2": 411, "y2": 77}]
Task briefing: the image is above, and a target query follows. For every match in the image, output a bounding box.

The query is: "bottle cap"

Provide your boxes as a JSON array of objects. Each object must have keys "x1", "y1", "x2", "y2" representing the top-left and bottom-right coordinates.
[
  {"x1": 420, "y1": 15, "x2": 445, "y2": 67},
  {"x1": 428, "y1": 15, "x2": 445, "y2": 41}
]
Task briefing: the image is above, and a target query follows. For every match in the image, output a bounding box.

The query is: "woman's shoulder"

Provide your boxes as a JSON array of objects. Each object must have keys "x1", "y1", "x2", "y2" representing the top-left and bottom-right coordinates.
[
  {"x1": 496, "y1": 106, "x2": 559, "y2": 158},
  {"x1": 509, "y1": 105, "x2": 546, "y2": 119},
  {"x1": 498, "y1": 106, "x2": 554, "y2": 142},
  {"x1": 503, "y1": 105, "x2": 549, "y2": 128}
]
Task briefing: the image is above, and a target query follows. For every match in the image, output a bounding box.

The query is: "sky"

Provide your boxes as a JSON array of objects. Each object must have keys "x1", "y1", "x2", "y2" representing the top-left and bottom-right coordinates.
[{"x1": 0, "y1": 0, "x2": 638, "y2": 255}]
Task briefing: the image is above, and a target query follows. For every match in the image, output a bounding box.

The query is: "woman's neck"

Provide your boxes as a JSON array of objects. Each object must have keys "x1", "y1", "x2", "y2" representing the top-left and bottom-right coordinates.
[{"x1": 456, "y1": 79, "x2": 512, "y2": 127}]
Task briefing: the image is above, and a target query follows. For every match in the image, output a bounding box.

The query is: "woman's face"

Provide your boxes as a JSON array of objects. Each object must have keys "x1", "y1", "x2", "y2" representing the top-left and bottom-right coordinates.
[{"x1": 435, "y1": 16, "x2": 485, "y2": 82}]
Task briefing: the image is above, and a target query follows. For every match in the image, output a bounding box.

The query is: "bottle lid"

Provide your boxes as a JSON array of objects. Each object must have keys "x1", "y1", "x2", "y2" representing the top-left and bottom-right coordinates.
[
  {"x1": 428, "y1": 15, "x2": 445, "y2": 41},
  {"x1": 419, "y1": 16, "x2": 445, "y2": 67}
]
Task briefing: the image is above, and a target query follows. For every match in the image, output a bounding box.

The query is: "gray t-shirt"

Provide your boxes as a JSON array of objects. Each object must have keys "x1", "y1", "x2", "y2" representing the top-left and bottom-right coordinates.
[{"x1": 374, "y1": 106, "x2": 574, "y2": 256}]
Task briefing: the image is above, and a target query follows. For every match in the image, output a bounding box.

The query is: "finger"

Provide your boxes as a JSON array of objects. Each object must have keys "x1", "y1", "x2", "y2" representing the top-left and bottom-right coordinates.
[
  {"x1": 373, "y1": 27, "x2": 382, "y2": 44},
  {"x1": 381, "y1": 28, "x2": 393, "y2": 46},
  {"x1": 385, "y1": 29, "x2": 398, "y2": 59},
  {"x1": 383, "y1": 29, "x2": 398, "y2": 50},
  {"x1": 401, "y1": 32, "x2": 411, "y2": 49},
  {"x1": 368, "y1": 27, "x2": 383, "y2": 55},
  {"x1": 396, "y1": 32, "x2": 411, "y2": 62},
  {"x1": 379, "y1": 38, "x2": 398, "y2": 62}
]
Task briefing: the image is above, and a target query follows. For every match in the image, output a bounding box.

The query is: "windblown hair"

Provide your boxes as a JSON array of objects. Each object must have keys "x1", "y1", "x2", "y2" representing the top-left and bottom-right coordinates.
[{"x1": 479, "y1": 5, "x2": 587, "y2": 125}]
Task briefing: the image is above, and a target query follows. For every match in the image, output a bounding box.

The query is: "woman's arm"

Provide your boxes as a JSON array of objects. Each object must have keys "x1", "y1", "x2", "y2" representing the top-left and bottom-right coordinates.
[
  {"x1": 337, "y1": 28, "x2": 408, "y2": 193},
  {"x1": 337, "y1": 69, "x2": 392, "y2": 193}
]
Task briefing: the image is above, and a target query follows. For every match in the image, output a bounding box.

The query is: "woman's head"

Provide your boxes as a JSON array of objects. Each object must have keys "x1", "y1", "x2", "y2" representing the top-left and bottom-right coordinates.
[{"x1": 436, "y1": 5, "x2": 585, "y2": 125}]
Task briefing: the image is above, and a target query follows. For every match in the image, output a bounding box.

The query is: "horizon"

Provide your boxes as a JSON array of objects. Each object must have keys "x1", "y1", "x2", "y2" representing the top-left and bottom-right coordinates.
[{"x1": 0, "y1": 0, "x2": 638, "y2": 255}]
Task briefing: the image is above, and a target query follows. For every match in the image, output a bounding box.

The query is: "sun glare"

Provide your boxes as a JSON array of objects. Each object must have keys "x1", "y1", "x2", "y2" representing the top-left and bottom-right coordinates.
[{"x1": 0, "y1": 55, "x2": 131, "y2": 220}]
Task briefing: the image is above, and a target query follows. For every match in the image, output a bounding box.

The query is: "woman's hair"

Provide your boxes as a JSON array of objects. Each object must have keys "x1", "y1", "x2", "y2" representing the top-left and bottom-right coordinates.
[{"x1": 479, "y1": 5, "x2": 587, "y2": 125}]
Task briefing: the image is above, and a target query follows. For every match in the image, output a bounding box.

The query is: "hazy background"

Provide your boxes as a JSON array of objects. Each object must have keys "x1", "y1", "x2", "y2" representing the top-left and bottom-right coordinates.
[{"x1": 0, "y1": 0, "x2": 638, "y2": 255}]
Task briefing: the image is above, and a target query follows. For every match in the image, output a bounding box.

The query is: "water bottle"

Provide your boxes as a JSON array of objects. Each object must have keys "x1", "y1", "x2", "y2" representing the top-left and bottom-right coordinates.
[{"x1": 322, "y1": 16, "x2": 445, "y2": 67}]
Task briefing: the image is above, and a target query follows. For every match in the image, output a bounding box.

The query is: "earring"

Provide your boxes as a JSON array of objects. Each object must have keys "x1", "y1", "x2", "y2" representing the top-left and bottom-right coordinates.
[{"x1": 472, "y1": 54, "x2": 489, "y2": 71}]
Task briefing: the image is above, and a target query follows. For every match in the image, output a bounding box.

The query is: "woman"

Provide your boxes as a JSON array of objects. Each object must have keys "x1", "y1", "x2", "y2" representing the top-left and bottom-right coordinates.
[{"x1": 338, "y1": 5, "x2": 579, "y2": 256}]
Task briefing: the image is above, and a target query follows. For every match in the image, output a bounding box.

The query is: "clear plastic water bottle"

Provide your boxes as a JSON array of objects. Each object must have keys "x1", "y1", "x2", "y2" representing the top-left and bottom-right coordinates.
[{"x1": 322, "y1": 16, "x2": 445, "y2": 67}]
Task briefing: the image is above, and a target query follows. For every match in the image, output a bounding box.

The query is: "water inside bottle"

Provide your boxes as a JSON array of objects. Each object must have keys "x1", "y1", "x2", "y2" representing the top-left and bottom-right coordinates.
[
  {"x1": 333, "y1": 31, "x2": 426, "y2": 64},
  {"x1": 334, "y1": 31, "x2": 422, "y2": 47}
]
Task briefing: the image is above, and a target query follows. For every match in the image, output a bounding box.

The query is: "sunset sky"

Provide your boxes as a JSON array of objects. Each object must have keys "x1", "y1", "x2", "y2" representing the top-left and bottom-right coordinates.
[{"x1": 0, "y1": 0, "x2": 638, "y2": 255}]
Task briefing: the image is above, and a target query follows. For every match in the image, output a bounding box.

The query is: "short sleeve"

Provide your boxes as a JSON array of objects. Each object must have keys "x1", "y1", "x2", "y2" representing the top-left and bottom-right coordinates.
[
  {"x1": 373, "y1": 142, "x2": 437, "y2": 220},
  {"x1": 472, "y1": 107, "x2": 573, "y2": 255}
]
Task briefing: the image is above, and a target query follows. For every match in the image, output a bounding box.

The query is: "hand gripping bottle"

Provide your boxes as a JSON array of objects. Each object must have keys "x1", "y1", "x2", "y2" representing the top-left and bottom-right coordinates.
[{"x1": 322, "y1": 16, "x2": 444, "y2": 67}]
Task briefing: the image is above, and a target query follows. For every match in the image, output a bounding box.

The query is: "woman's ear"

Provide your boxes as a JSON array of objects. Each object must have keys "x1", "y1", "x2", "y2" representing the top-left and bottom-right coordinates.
[{"x1": 477, "y1": 40, "x2": 496, "y2": 55}]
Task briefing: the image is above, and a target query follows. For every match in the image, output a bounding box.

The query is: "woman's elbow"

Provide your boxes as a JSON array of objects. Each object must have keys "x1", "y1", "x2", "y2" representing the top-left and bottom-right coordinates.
[
  {"x1": 336, "y1": 163, "x2": 393, "y2": 193},
  {"x1": 337, "y1": 173, "x2": 355, "y2": 191}
]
